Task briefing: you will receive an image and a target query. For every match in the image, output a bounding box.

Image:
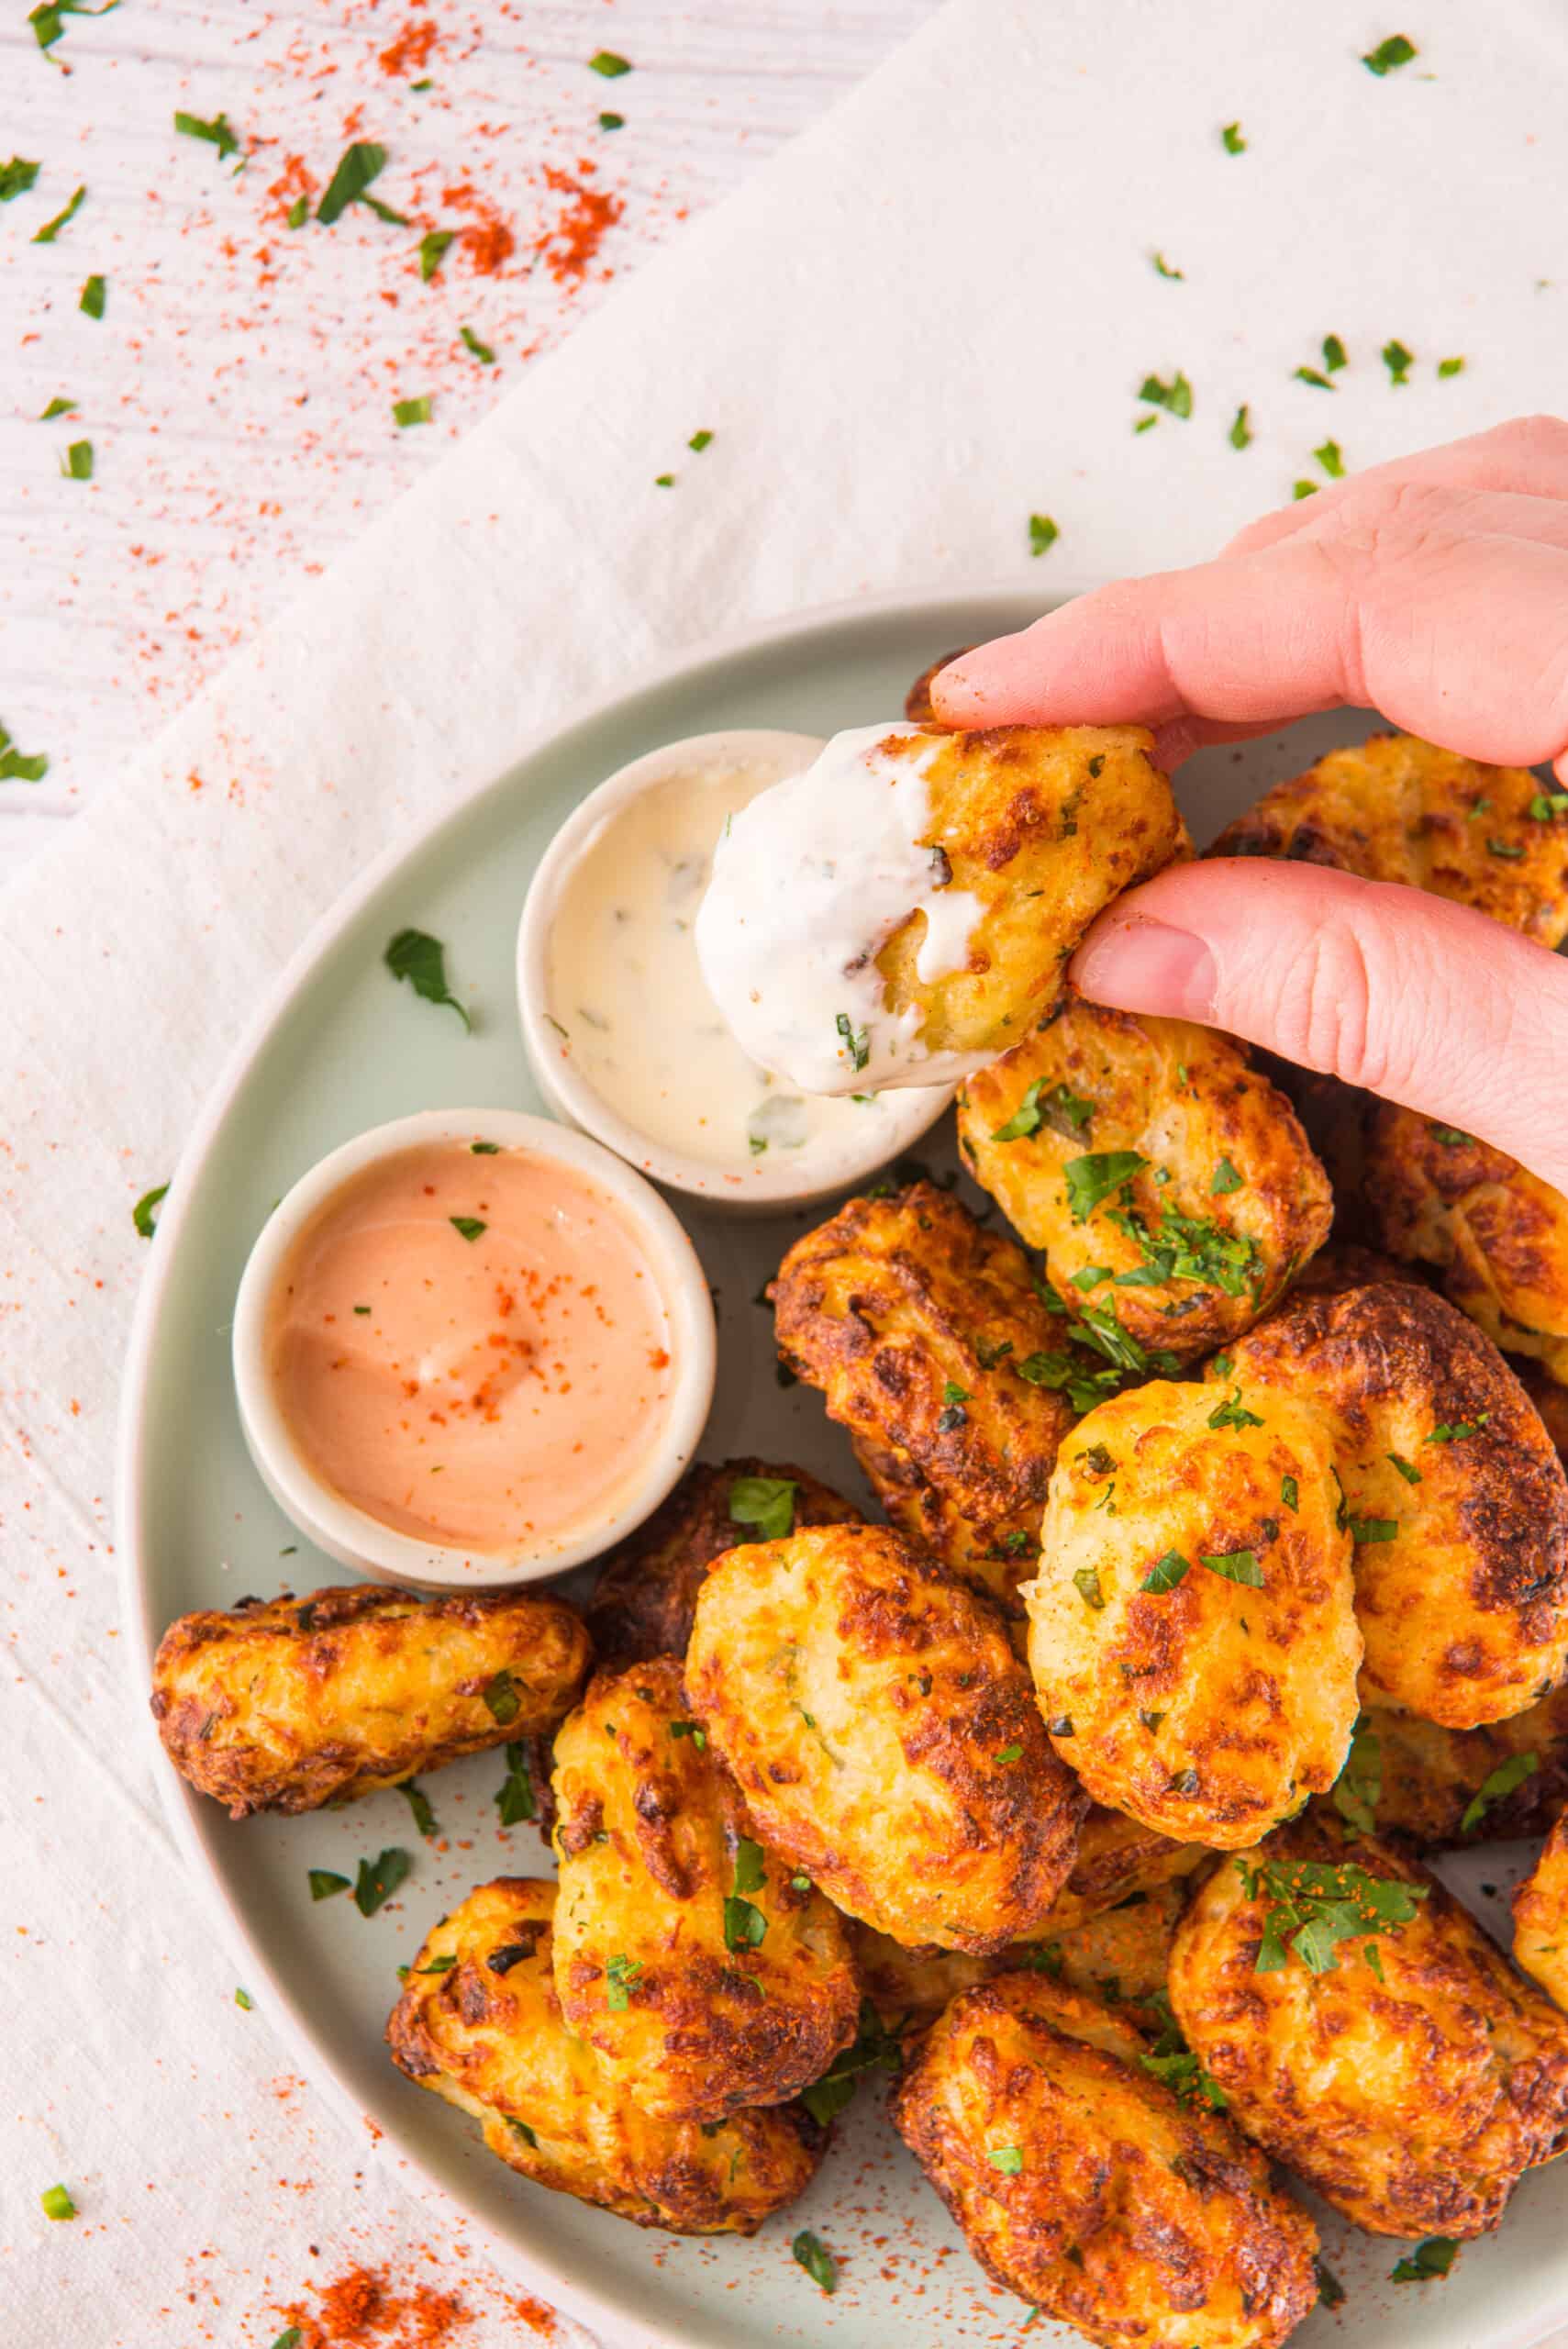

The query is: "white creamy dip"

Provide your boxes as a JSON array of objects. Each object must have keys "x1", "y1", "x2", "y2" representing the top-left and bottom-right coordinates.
[
  {"x1": 694, "y1": 721, "x2": 986, "y2": 1094},
  {"x1": 543, "y1": 731, "x2": 931, "y2": 1185}
]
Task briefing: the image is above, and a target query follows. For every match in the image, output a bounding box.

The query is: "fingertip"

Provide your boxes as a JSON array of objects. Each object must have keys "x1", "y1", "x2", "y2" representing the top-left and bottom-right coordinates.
[{"x1": 928, "y1": 637, "x2": 1023, "y2": 726}]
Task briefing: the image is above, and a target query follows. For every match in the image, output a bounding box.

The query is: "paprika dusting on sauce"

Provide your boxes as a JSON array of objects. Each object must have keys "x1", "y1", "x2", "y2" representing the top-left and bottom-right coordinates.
[
  {"x1": 275, "y1": 2258, "x2": 500, "y2": 2344},
  {"x1": 265, "y1": 1141, "x2": 676, "y2": 1554}
]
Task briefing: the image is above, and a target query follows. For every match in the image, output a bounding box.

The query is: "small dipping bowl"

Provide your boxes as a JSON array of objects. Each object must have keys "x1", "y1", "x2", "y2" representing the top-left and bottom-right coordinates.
[
  {"x1": 232, "y1": 1109, "x2": 716, "y2": 1590},
  {"x1": 517, "y1": 729, "x2": 954, "y2": 1211}
]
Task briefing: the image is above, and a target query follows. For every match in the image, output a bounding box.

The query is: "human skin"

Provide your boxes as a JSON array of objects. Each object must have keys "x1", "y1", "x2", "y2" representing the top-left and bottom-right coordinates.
[{"x1": 932, "y1": 417, "x2": 1568, "y2": 1192}]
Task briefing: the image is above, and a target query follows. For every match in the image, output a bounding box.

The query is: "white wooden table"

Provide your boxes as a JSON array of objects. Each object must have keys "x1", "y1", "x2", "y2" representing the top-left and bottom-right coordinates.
[{"x1": 0, "y1": 0, "x2": 932, "y2": 875}]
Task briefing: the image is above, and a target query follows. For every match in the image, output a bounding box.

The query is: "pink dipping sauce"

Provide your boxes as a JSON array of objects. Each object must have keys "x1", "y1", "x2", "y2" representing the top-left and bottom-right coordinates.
[{"x1": 266, "y1": 1141, "x2": 677, "y2": 1554}]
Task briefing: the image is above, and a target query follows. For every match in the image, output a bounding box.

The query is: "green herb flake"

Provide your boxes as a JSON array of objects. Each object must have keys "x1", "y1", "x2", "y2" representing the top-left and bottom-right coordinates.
[
  {"x1": 1073, "y1": 1566, "x2": 1106, "y2": 1611},
  {"x1": 1437, "y1": 355, "x2": 1465, "y2": 378},
  {"x1": 308, "y1": 1868, "x2": 350, "y2": 1901},
  {"x1": 317, "y1": 140, "x2": 392, "y2": 226},
  {"x1": 605, "y1": 1952, "x2": 643, "y2": 2009},
  {"x1": 1134, "y1": 413, "x2": 1158, "y2": 434},
  {"x1": 1142, "y1": 1550, "x2": 1191, "y2": 1594},
  {"x1": 1151, "y1": 251, "x2": 1184, "y2": 279},
  {"x1": 399, "y1": 1780, "x2": 439, "y2": 1838},
  {"x1": 0, "y1": 158, "x2": 40, "y2": 201},
  {"x1": 1362, "y1": 33, "x2": 1418, "y2": 74},
  {"x1": 729, "y1": 1475, "x2": 796, "y2": 1542},
  {"x1": 286, "y1": 195, "x2": 308, "y2": 228},
  {"x1": 1315, "y1": 2259, "x2": 1347, "y2": 2309},
  {"x1": 460, "y1": 324, "x2": 495, "y2": 364},
  {"x1": 495, "y1": 1741, "x2": 537, "y2": 1825},
  {"x1": 40, "y1": 2184, "x2": 76, "y2": 2221},
  {"x1": 394, "y1": 395, "x2": 432, "y2": 427},
  {"x1": 1529, "y1": 791, "x2": 1568, "y2": 820},
  {"x1": 1207, "y1": 1388, "x2": 1263, "y2": 1431},
  {"x1": 1348, "y1": 1515, "x2": 1397, "y2": 1544},
  {"x1": 234, "y1": 1987, "x2": 254, "y2": 2009},
  {"x1": 688, "y1": 428, "x2": 714, "y2": 451},
  {"x1": 1332, "y1": 1717, "x2": 1383, "y2": 1836},
  {"x1": 1427, "y1": 1124, "x2": 1473, "y2": 1149},
  {"x1": 272, "y1": 2330, "x2": 305, "y2": 2349},
  {"x1": 1295, "y1": 367, "x2": 1335, "y2": 391},
  {"x1": 598, "y1": 109, "x2": 625, "y2": 129},
  {"x1": 994, "y1": 1742, "x2": 1023, "y2": 1765},
  {"x1": 1240, "y1": 1853, "x2": 1426, "y2": 1975},
  {"x1": 1323, "y1": 333, "x2": 1348, "y2": 371},
  {"x1": 1460, "y1": 1750, "x2": 1538, "y2": 1834},
  {"x1": 415, "y1": 1953, "x2": 457, "y2": 1975},
  {"x1": 1487, "y1": 836, "x2": 1525, "y2": 860},
  {"x1": 384, "y1": 926, "x2": 470, "y2": 1027},
  {"x1": 174, "y1": 110, "x2": 240, "y2": 161},
  {"x1": 79, "y1": 273, "x2": 106, "y2": 319},
  {"x1": 1391, "y1": 2237, "x2": 1458, "y2": 2284},
  {"x1": 835, "y1": 1009, "x2": 870, "y2": 1073},
  {"x1": 1386, "y1": 1452, "x2": 1422, "y2": 1485},
  {"x1": 1293, "y1": 481, "x2": 1318, "y2": 499},
  {"x1": 1203, "y1": 1549, "x2": 1264, "y2": 1586},
  {"x1": 1210, "y1": 1155, "x2": 1243, "y2": 1195},
  {"x1": 669, "y1": 1718, "x2": 707, "y2": 1751},
  {"x1": 992, "y1": 1075, "x2": 1094, "y2": 1142},
  {"x1": 1029, "y1": 512, "x2": 1060, "y2": 557},
  {"x1": 1382, "y1": 338, "x2": 1415, "y2": 385},
  {"x1": 986, "y1": 2144, "x2": 1025, "y2": 2175},
  {"x1": 353, "y1": 1846, "x2": 412, "y2": 1917},
  {"x1": 449, "y1": 1215, "x2": 486, "y2": 1243},
  {"x1": 132, "y1": 1182, "x2": 169, "y2": 1239},
  {"x1": 1280, "y1": 1474, "x2": 1298, "y2": 1512},
  {"x1": 60, "y1": 440, "x2": 94, "y2": 481},
  {"x1": 792, "y1": 2230, "x2": 837, "y2": 2293},
  {"x1": 418, "y1": 228, "x2": 454, "y2": 280},
  {"x1": 1314, "y1": 438, "x2": 1345, "y2": 477},
  {"x1": 483, "y1": 1668, "x2": 520, "y2": 1724},
  {"x1": 589, "y1": 49, "x2": 632, "y2": 76},
  {"x1": 33, "y1": 184, "x2": 86, "y2": 242},
  {"x1": 1064, "y1": 1150, "x2": 1148, "y2": 1223},
  {"x1": 1220, "y1": 121, "x2": 1246, "y2": 153},
  {"x1": 38, "y1": 398, "x2": 76, "y2": 421},
  {"x1": 1138, "y1": 371, "x2": 1193, "y2": 418},
  {"x1": 1229, "y1": 403, "x2": 1252, "y2": 449}
]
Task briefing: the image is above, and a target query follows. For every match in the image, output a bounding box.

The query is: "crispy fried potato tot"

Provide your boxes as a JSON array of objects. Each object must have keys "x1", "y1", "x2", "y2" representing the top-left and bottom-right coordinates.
[
  {"x1": 904, "y1": 648, "x2": 973, "y2": 727},
  {"x1": 1329, "y1": 1690, "x2": 1568, "y2": 1846},
  {"x1": 1208, "y1": 730, "x2": 1568, "y2": 946},
  {"x1": 847, "y1": 1923, "x2": 994, "y2": 2032},
  {"x1": 1514, "y1": 1811, "x2": 1568, "y2": 2011},
  {"x1": 773, "y1": 1182, "x2": 1085, "y2": 1607},
  {"x1": 958, "y1": 1003, "x2": 1331, "y2": 1363},
  {"x1": 1366, "y1": 1103, "x2": 1568, "y2": 1388},
  {"x1": 891, "y1": 1973, "x2": 1318, "y2": 2349},
  {"x1": 686, "y1": 1524, "x2": 1086, "y2": 1953},
  {"x1": 584, "y1": 1459, "x2": 862, "y2": 1664},
  {"x1": 151, "y1": 1583, "x2": 591, "y2": 1818},
  {"x1": 386, "y1": 1878, "x2": 823, "y2": 2232},
  {"x1": 1028, "y1": 1381, "x2": 1360, "y2": 1847},
  {"x1": 1220, "y1": 1282, "x2": 1568, "y2": 1727},
  {"x1": 1036, "y1": 1800, "x2": 1208, "y2": 1932},
  {"x1": 1170, "y1": 1821, "x2": 1568, "y2": 2237},
  {"x1": 549, "y1": 1657, "x2": 859, "y2": 2121},
  {"x1": 697, "y1": 722, "x2": 1187, "y2": 1092}
]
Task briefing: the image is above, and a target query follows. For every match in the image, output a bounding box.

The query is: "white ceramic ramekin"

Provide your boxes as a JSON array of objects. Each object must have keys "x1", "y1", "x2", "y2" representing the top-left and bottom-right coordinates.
[
  {"x1": 231, "y1": 1108, "x2": 717, "y2": 1591},
  {"x1": 516, "y1": 729, "x2": 954, "y2": 1213}
]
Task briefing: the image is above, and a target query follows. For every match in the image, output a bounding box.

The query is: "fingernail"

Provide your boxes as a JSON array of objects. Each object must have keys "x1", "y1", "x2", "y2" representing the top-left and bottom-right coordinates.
[{"x1": 1072, "y1": 916, "x2": 1218, "y2": 1020}]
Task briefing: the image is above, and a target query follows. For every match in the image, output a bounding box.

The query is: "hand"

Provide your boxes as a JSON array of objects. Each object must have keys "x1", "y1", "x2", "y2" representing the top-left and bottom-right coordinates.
[{"x1": 932, "y1": 416, "x2": 1568, "y2": 1192}]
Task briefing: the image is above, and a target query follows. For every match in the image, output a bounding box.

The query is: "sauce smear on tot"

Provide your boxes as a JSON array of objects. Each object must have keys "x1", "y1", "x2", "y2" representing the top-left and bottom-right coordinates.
[{"x1": 266, "y1": 1141, "x2": 675, "y2": 1553}]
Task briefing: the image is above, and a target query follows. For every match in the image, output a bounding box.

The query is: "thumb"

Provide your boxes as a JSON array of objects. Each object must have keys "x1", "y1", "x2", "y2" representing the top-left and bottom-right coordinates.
[{"x1": 1069, "y1": 861, "x2": 1568, "y2": 1192}]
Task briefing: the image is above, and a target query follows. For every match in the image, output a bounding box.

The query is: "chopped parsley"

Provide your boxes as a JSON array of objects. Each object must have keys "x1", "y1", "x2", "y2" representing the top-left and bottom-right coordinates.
[
  {"x1": 1426, "y1": 1412, "x2": 1488, "y2": 1443},
  {"x1": 399, "y1": 1780, "x2": 439, "y2": 1838},
  {"x1": 1138, "y1": 371, "x2": 1193, "y2": 418},
  {"x1": 384, "y1": 926, "x2": 469, "y2": 1026},
  {"x1": 1238, "y1": 1853, "x2": 1426, "y2": 1973},
  {"x1": 669, "y1": 1718, "x2": 707, "y2": 1751},
  {"x1": 31, "y1": 0, "x2": 117, "y2": 61},
  {"x1": 33, "y1": 183, "x2": 85, "y2": 242},
  {"x1": 1427, "y1": 1124, "x2": 1473, "y2": 1148},
  {"x1": 835, "y1": 1010, "x2": 870, "y2": 1073},
  {"x1": 40, "y1": 2184, "x2": 76, "y2": 2221},
  {"x1": 598, "y1": 110, "x2": 625, "y2": 129},
  {"x1": 729, "y1": 1475, "x2": 796, "y2": 1541},
  {"x1": 418, "y1": 228, "x2": 454, "y2": 280},
  {"x1": 994, "y1": 1742, "x2": 1023, "y2": 1765},
  {"x1": 79, "y1": 273, "x2": 106, "y2": 318},
  {"x1": 286, "y1": 195, "x2": 308, "y2": 228},
  {"x1": 1151, "y1": 251, "x2": 1184, "y2": 279},
  {"x1": 483, "y1": 1668, "x2": 521, "y2": 1724},
  {"x1": 1207, "y1": 1388, "x2": 1263, "y2": 1431},
  {"x1": 38, "y1": 397, "x2": 76, "y2": 421},
  {"x1": 353, "y1": 1847, "x2": 412, "y2": 1916},
  {"x1": 1362, "y1": 33, "x2": 1418, "y2": 74},
  {"x1": 1386, "y1": 1452, "x2": 1422, "y2": 1485},
  {"x1": 1220, "y1": 121, "x2": 1246, "y2": 153},
  {"x1": 991, "y1": 1076, "x2": 1094, "y2": 1141},
  {"x1": 987, "y1": 2145, "x2": 1025, "y2": 2174},
  {"x1": 792, "y1": 2230, "x2": 837, "y2": 2293},
  {"x1": 1348, "y1": 1515, "x2": 1397, "y2": 1544},
  {"x1": 799, "y1": 2000, "x2": 904, "y2": 2124},
  {"x1": 394, "y1": 395, "x2": 432, "y2": 427},
  {"x1": 132, "y1": 1182, "x2": 169, "y2": 1238},
  {"x1": 688, "y1": 429, "x2": 714, "y2": 451},
  {"x1": 1529, "y1": 791, "x2": 1568, "y2": 819},
  {"x1": 1063, "y1": 1150, "x2": 1147, "y2": 1222},
  {"x1": 308, "y1": 1868, "x2": 350, "y2": 1900},
  {"x1": 60, "y1": 440, "x2": 94, "y2": 480},
  {"x1": 1229, "y1": 403, "x2": 1252, "y2": 449},
  {"x1": 235, "y1": 1987, "x2": 254, "y2": 2009},
  {"x1": 1293, "y1": 481, "x2": 1318, "y2": 499},
  {"x1": 654, "y1": 473, "x2": 674, "y2": 487},
  {"x1": 589, "y1": 49, "x2": 632, "y2": 76},
  {"x1": 460, "y1": 324, "x2": 495, "y2": 364},
  {"x1": 449, "y1": 1215, "x2": 486, "y2": 1242},
  {"x1": 1073, "y1": 1567, "x2": 1106, "y2": 1610},
  {"x1": 1202, "y1": 1549, "x2": 1264, "y2": 1586},
  {"x1": 1029, "y1": 512, "x2": 1060, "y2": 557},
  {"x1": 1106, "y1": 1193, "x2": 1263, "y2": 1297},
  {"x1": 1332, "y1": 1716, "x2": 1383, "y2": 1836},
  {"x1": 724, "y1": 1838, "x2": 769, "y2": 1954},
  {"x1": 1280, "y1": 1474, "x2": 1298, "y2": 1512},
  {"x1": 1140, "y1": 1995, "x2": 1228, "y2": 2109},
  {"x1": 1437, "y1": 355, "x2": 1465, "y2": 378},
  {"x1": 173, "y1": 110, "x2": 240, "y2": 160},
  {"x1": 1382, "y1": 338, "x2": 1414, "y2": 385},
  {"x1": 605, "y1": 1952, "x2": 643, "y2": 2009},
  {"x1": 1460, "y1": 1750, "x2": 1537, "y2": 1834},
  {"x1": 1487, "y1": 836, "x2": 1525, "y2": 860},
  {"x1": 0, "y1": 158, "x2": 40, "y2": 201},
  {"x1": 1141, "y1": 1550, "x2": 1190, "y2": 1594},
  {"x1": 1323, "y1": 333, "x2": 1348, "y2": 371},
  {"x1": 495, "y1": 1742, "x2": 536, "y2": 1825},
  {"x1": 506, "y1": 2116, "x2": 538, "y2": 2146},
  {"x1": 317, "y1": 141, "x2": 398, "y2": 226},
  {"x1": 1295, "y1": 366, "x2": 1335, "y2": 391},
  {"x1": 1314, "y1": 439, "x2": 1345, "y2": 477},
  {"x1": 1391, "y1": 2238, "x2": 1458, "y2": 2284},
  {"x1": 415, "y1": 1954, "x2": 456, "y2": 1975}
]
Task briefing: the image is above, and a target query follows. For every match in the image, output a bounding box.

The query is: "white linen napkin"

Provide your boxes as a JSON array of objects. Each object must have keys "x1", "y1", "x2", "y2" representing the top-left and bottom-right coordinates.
[{"x1": 6, "y1": 1, "x2": 1568, "y2": 2340}]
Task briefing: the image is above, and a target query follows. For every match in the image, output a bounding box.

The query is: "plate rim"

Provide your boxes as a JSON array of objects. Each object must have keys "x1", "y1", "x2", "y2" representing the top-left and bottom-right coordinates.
[{"x1": 114, "y1": 573, "x2": 1081, "y2": 2349}]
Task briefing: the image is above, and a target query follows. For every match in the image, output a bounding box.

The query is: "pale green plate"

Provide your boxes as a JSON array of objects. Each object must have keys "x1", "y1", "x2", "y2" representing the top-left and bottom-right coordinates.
[{"x1": 118, "y1": 586, "x2": 1559, "y2": 2349}]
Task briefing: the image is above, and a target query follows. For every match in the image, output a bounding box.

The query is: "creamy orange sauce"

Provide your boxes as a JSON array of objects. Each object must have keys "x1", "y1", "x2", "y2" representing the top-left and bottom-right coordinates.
[{"x1": 266, "y1": 1141, "x2": 675, "y2": 1553}]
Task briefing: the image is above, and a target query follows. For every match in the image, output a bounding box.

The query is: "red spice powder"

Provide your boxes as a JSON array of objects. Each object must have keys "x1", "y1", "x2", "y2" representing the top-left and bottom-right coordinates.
[
  {"x1": 278, "y1": 2262, "x2": 474, "y2": 2347},
  {"x1": 378, "y1": 18, "x2": 439, "y2": 78},
  {"x1": 538, "y1": 164, "x2": 623, "y2": 289},
  {"x1": 439, "y1": 181, "x2": 517, "y2": 276}
]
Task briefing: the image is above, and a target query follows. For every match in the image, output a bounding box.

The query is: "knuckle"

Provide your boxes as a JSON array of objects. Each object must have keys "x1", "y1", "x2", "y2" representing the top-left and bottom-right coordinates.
[
  {"x1": 1311, "y1": 475, "x2": 1462, "y2": 573},
  {"x1": 1264, "y1": 917, "x2": 1383, "y2": 1089}
]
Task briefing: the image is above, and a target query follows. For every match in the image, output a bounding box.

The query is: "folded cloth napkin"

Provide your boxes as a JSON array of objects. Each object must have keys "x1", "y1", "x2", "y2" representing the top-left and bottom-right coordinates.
[{"x1": 6, "y1": 0, "x2": 1568, "y2": 2341}]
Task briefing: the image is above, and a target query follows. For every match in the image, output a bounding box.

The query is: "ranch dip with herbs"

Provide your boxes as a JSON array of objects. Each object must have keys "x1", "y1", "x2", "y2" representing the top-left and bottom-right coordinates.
[{"x1": 544, "y1": 732, "x2": 921, "y2": 1182}]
